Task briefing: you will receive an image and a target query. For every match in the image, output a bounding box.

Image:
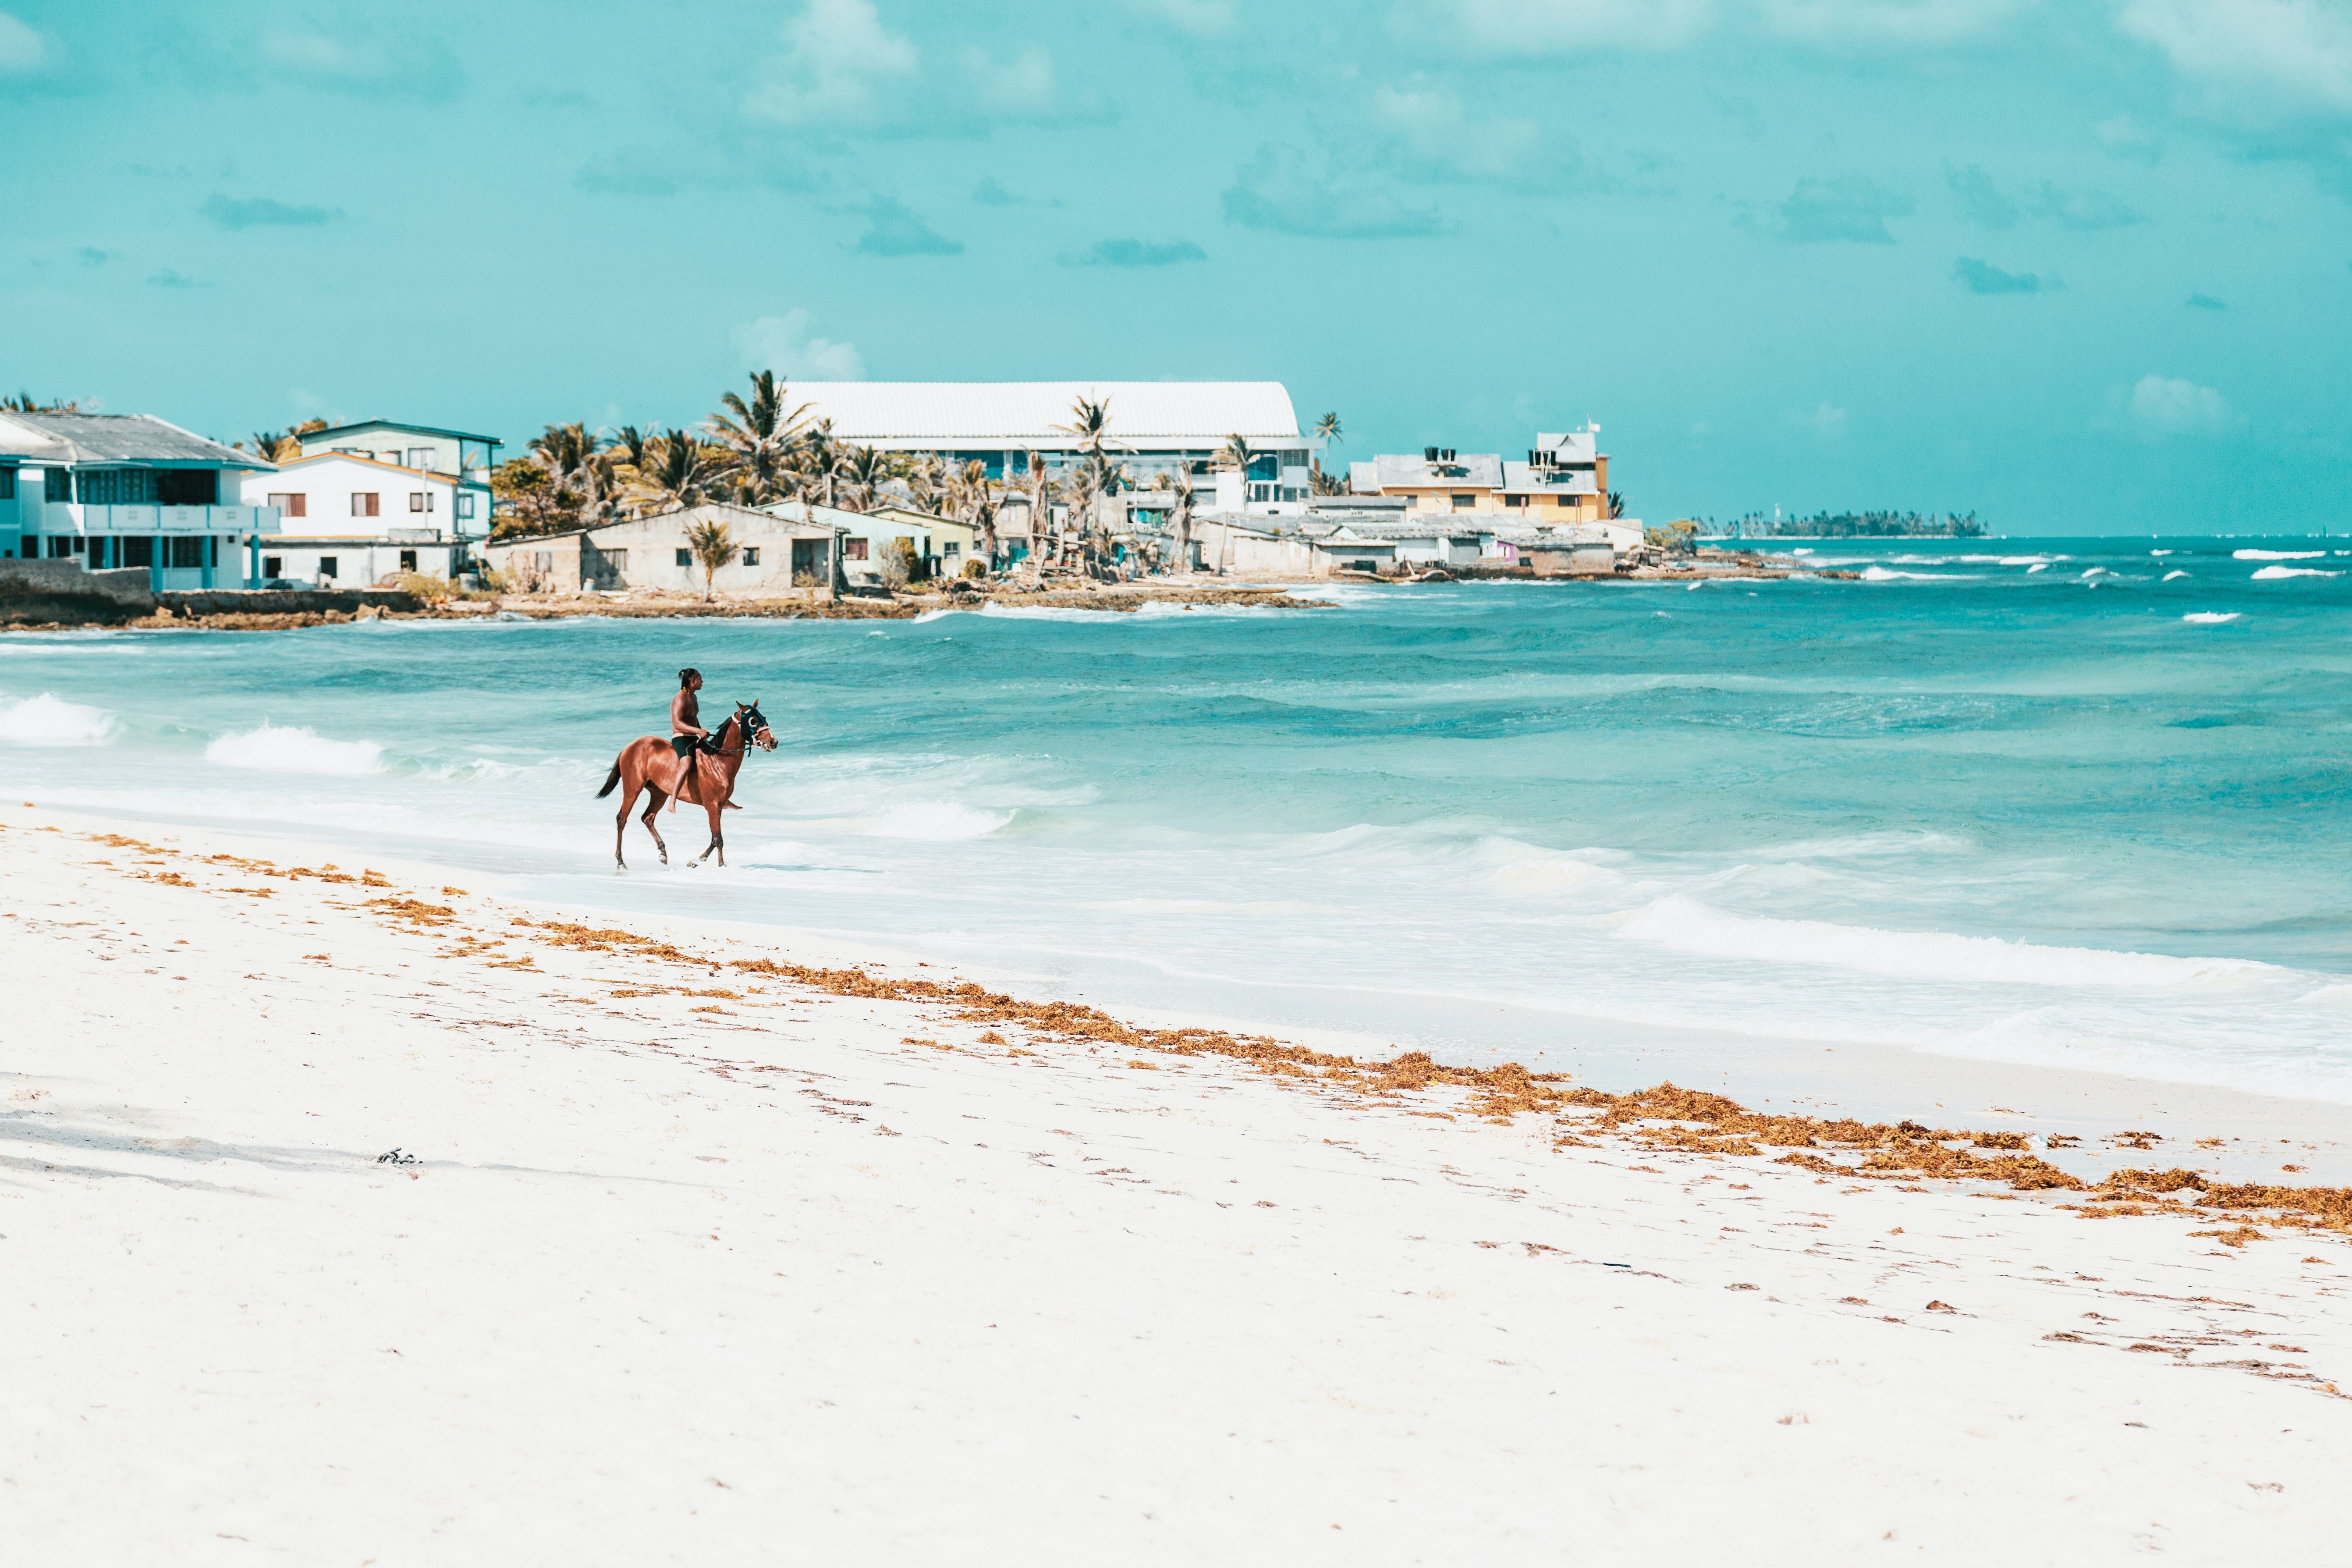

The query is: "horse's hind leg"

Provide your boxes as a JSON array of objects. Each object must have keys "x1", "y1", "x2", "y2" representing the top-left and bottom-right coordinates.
[
  {"x1": 613, "y1": 781, "x2": 640, "y2": 868},
  {"x1": 640, "y1": 787, "x2": 670, "y2": 866}
]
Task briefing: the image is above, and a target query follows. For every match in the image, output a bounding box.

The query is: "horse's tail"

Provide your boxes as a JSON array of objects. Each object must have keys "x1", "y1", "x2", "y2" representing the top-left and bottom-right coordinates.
[{"x1": 595, "y1": 760, "x2": 623, "y2": 798}]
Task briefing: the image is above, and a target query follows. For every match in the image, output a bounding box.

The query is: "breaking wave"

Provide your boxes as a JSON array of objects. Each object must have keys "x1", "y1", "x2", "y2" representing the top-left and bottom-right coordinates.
[
  {"x1": 203, "y1": 724, "x2": 387, "y2": 775},
  {"x1": 1615, "y1": 895, "x2": 2281, "y2": 990},
  {"x1": 0, "y1": 692, "x2": 118, "y2": 746}
]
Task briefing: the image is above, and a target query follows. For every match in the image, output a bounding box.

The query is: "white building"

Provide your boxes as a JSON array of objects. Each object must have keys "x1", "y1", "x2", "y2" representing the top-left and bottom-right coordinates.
[
  {"x1": 0, "y1": 411, "x2": 280, "y2": 590},
  {"x1": 790, "y1": 381, "x2": 1320, "y2": 511},
  {"x1": 238, "y1": 452, "x2": 478, "y2": 587},
  {"x1": 297, "y1": 419, "x2": 500, "y2": 522}
]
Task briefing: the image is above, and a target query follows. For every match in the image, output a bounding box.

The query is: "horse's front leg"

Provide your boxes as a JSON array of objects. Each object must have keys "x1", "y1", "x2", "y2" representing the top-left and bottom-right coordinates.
[{"x1": 690, "y1": 799, "x2": 724, "y2": 867}]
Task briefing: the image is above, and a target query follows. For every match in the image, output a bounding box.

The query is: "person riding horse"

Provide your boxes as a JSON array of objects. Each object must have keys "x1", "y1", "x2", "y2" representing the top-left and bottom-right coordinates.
[
  {"x1": 667, "y1": 668, "x2": 731, "y2": 813},
  {"x1": 598, "y1": 679, "x2": 776, "y2": 869}
]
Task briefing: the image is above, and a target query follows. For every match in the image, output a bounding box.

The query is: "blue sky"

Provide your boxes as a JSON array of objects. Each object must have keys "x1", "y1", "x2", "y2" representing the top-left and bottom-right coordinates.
[{"x1": 4, "y1": 1, "x2": 2349, "y2": 532}]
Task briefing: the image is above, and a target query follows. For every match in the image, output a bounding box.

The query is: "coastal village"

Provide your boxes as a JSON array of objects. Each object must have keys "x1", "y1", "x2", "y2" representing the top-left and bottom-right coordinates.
[{"x1": 0, "y1": 380, "x2": 1816, "y2": 625}]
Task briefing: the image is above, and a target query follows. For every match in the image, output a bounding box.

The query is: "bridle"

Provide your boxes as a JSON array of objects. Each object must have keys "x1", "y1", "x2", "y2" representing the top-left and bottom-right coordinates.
[{"x1": 705, "y1": 704, "x2": 777, "y2": 757}]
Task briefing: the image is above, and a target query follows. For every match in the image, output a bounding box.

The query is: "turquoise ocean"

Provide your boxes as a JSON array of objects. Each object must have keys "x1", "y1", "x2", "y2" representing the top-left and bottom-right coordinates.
[{"x1": 8, "y1": 535, "x2": 2352, "y2": 1104}]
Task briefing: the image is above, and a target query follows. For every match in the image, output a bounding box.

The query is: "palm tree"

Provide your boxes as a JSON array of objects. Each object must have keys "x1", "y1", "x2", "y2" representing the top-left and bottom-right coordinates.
[
  {"x1": 709, "y1": 370, "x2": 811, "y2": 506},
  {"x1": 2, "y1": 392, "x2": 80, "y2": 413},
  {"x1": 1311, "y1": 411, "x2": 1343, "y2": 493},
  {"x1": 628, "y1": 428, "x2": 724, "y2": 516},
  {"x1": 836, "y1": 443, "x2": 901, "y2": 513},
  {"x1": 1165, "y1": 465, "x2": 1196, "y2": 574},
  {"x1": 245, "y1": 429, "x2": 302, "y2": 462},
  {"x1": 1609, "y1": 491, "x2": 1627, "y2": 519},
  {"x1": 1026, "y1": 451, "x2": 1052, "y2": 574},
  {"x1": 685, "y1": 518, "x2": 741, "y2": 602},
  {"x1": 796, "y1": 419, "x2": 850, "y2": 509}
]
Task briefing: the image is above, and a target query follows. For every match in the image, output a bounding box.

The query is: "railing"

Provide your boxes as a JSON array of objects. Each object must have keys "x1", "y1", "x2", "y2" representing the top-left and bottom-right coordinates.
[{"x1": 53, "y1": 504, "x2": 284, "y2": 534}]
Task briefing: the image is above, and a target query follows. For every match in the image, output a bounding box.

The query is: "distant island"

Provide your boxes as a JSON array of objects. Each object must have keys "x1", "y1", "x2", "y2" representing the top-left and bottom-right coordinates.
[{"x1": 1712, "y1": 511, "x2": 1985, "y2": 539}]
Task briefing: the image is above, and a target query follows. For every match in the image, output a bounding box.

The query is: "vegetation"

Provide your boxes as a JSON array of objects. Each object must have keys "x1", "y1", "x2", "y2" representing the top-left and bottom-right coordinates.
[
  {"x1": 684, "y1": 518, "x2": 741, "y2": 601},
  {"x1": 1724, "y1": 510, "x2": 1985, "y2": 538},
  {"x1": 1, "y1": 392, "x2": 82, "y2": 413}
]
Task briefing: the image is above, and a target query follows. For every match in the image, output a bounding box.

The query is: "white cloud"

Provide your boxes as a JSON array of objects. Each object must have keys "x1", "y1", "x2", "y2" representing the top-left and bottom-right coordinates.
[
  {"x1": 0, "y1": 11, "x2": 51, "y2": 72},
  {"x1": 1425, "y1": 0, "x2": 2026, "y2": 51},
  {"x1": 743, "y1": 0, "x2": 919, "y2": 128},
  {"x1": 1792, "y1": 400, "x2": 1850, "y2": 436},
  {"x1": 1445, "y1": 0, "x2": 1717, "y2": 52},
  {"x1": 1123, "y1": 0, "x2": 1238, "y2": 33},
  {"x1": 1369, "y1": 85, "x2": 1547, "y2": 181},
  {"x1": 735, "y1": 310, "x2": 866, "y2": 380},
  {"x1": 1755, "y1": 0, "x2": 2025, "y2": 45},
  {"x1": 259, "y1": 30, "x2": 465, "y2": 100},
  {"x1": 2126, "y1": 374, "x2": 2233, "y2": 436},
  {"x1": 2116, "y1": 0, "x2": 2352, "y2": 114}
]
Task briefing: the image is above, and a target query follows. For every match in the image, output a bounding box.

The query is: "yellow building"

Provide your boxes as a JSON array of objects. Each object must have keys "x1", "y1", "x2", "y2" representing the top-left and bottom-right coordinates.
[{"x1": 1350, "y1": 428, "x2": 1610, "y2": 525}]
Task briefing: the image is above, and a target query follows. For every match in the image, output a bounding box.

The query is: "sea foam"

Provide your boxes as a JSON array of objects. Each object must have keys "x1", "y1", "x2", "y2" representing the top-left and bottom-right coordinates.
[
  {"x1": 2182, "y1": 612, "x2": 2242, "y2": 624},
  {"x1": 2252, "y1": 566, "x2": 2341, "y2": 580},
  {"x1": 860, "y1": 801, "x2": 1014, "y2": 840},
  {"x1": 0, "y1": 692, "x2": 119, "y2": 745},
  {"x1": 2235, "y1": 549, "x2": 2327, "y2": 561},
  {"x1": 204, "y1": 724, "x2": 386, "y2": 775},
  {"x1": 1615, "y1": 894, "x2": 2278, "y2": 990}
]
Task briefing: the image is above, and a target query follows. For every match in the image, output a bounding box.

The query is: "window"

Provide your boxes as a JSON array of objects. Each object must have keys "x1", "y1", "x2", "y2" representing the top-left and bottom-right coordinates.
[
  {"x1": 455, "y1": 493, "x2": 475, "y2": 520},
  {"x1": 398, "y1": 550, "x2": 418, "y2": 573},
  {"x1": 77, "y1": 468, "x2": 160, "y2": 505},
  {"x1": 844, "y1": 538, "x2": 868, "y2": 560},
  {"x1": 1505, "y1": 494, "x2": 1527, "y2": 509},
  {"x1": 48, "y1": 536, "x2": 79, "y2": 557},
  {"x1": 157, "y1": 469, "x2": 217, "y2": 506},
  {"x1": 0, "y1": 468, "x2": 14, "y2": 500},
  {"x1": 741, "y1": 547, "x2": 759, "y2": 566},
  {"x1": 267, "y1": 492, "x2": 307, "y2": 518},
  {"x1": 264, "y1": 556, "x2": 283, "y2": 578},
  {"x1": 168, "y1": 536, "x2": 205, "y2": 568},
  {"x1": 1553, "y1": 494, "x2": 1576, "y2": 507},
  {"x1": 405, "y1": 447, "x2": 433, "y2": 469},
  {"x1": 120, "y1": 537, "x2": 154, "y2": 568},
  {"x1": 676, "y1": 548, "x2": 692, "y2": 567},
  {"x1": 318, "y1": 556, "x2": 339, "y2": 579},
  {"x1": 46, "y1": 468, "x2": 70, "y2": 501},
  {"x1": 942, "y1": 541, "x2": 959, "y2": 556},
  {"x1": 351, "y1": 493, "x2": 380, "y2": 518},
  {"x1": 410, "y1": 492, "x2": 426, "y2": 512}
]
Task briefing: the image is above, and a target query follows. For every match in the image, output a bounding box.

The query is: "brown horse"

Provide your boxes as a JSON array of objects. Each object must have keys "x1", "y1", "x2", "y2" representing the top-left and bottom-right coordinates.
[{"x1": 596, "y1": 700, "x2": 777, "y2": 869}]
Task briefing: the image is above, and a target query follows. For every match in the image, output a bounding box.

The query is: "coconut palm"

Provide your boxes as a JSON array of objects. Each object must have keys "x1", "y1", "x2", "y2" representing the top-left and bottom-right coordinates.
[
  {"x1": 685, "y1": 518, "x2": 741, "y2": 601},
  {"x1": 709, "y1": 370, "x2": 811, "y2": 506},
  {"x1": 835, "y1": 443, "x2": 902, "y2": 513},
  {"x1": 1165, "y1": 465, "x2": 1196, "y2": 574},
  {"x1": 246, "y1": 429, "x2": 302, "y2": 463},
  {"x1": 1053, "y1": 394, "x2": 1122, "y2": 468},
  {"x1": 628, "y1": 428, "x2": 725, "y2": 516},
  {"x1": 1025, "y1": 451, "x2": 1053, "y2": 572},
  {"x1": 1313, "y1": 411, "x2": 1342, "y2": 445}
]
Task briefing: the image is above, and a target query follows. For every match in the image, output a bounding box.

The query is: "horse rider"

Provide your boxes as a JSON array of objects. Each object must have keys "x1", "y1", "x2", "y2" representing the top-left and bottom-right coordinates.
[{"x1": 669, "y1": 667, "x2": 728, "y2": 812}]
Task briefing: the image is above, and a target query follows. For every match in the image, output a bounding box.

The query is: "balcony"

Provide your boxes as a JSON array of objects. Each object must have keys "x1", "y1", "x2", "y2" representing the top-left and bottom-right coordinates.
[{"x1": 56, "y1": 504, "x2": 284, "y2": 535}]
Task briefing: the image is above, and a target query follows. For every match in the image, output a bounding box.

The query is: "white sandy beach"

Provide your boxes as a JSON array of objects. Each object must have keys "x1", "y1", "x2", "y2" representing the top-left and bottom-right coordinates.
[{"x1": 6, "y1": 803, "x2": 2351, "y2": 1564}]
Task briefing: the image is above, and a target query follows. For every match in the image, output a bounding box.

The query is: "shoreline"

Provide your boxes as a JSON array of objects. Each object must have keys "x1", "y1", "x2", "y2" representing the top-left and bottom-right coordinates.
[{"x1": 8, "y1": 802, "x2": 2350, "y2": 1559}]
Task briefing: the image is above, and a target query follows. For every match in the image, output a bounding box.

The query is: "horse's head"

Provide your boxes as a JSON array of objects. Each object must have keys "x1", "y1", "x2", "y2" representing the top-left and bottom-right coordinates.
[{"x1": 735, "y1": 699, "x2": 777, "y2": 752}]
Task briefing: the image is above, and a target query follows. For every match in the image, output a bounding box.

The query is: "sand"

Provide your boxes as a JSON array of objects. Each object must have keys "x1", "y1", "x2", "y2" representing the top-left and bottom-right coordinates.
[{"x1": 5, "y1": 804, "x2": 2349, "y2": 1564}]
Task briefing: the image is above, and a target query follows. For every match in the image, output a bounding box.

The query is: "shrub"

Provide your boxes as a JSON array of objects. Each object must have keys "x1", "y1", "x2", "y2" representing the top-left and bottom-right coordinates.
[
  {"x1": 397, "y1": 571, "x2": 454, "y2": 602},
  {"x1": 961, "y1": 557, "x2": 988, "y2": 579}
]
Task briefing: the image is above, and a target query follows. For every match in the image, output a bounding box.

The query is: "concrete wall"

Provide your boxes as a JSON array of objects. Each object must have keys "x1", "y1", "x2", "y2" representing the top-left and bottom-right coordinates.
[{"x1": 0, "y1": 558, "x2": 156, "y2": 624}]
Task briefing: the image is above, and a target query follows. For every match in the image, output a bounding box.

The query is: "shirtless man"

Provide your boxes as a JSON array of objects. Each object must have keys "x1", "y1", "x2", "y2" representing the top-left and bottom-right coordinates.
[{"x1": 668, "y1": 668, "x2": 713, "y2": 811}]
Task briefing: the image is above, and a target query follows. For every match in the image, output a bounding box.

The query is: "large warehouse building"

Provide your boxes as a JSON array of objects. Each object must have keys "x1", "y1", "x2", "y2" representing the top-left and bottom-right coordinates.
[{"x1": 791, "y1": 381, "x2": 1319, "y2": 507}]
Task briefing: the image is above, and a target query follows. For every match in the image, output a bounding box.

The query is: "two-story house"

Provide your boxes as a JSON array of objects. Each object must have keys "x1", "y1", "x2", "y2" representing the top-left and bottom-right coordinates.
[
  {"x1": 297, "y1": 419, "x2": 500, "y2": 526},
  {"x1": 238, "y1": 451, "x2": 480, "y2": 586},
  {"x1": 0, "y1": 411, "x2": 281, "y2": 589}
]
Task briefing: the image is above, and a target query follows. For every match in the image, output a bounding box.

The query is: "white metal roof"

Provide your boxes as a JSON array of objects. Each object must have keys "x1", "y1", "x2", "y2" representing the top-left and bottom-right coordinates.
[
  {"x1": 0, "y1": 411, "x2": 270, "y2": 468},
  {"x1": 791, "y1": 382, "x2": 1303, "y2": 449}
]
